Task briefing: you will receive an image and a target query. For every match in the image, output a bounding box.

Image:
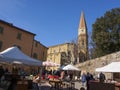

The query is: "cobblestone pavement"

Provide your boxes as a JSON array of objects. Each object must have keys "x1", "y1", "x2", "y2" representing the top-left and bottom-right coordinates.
[{"x1": 75, "y1": 81, "x2": 86, "y2": 90}]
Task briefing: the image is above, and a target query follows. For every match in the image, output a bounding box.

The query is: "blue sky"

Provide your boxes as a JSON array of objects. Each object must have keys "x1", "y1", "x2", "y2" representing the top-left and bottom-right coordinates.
[{"x1": 0, "y1": 0, "x2": 120, "y2": 47}]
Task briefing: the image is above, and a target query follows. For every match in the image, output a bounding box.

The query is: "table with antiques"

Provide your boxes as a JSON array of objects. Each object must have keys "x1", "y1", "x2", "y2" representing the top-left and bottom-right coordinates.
[{"x1": 49, "y1": 79, "x2": 62, "y2": 89}]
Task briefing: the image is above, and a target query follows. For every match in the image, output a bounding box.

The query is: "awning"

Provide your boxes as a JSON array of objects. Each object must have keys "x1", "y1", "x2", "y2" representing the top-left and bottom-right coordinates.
[
  {"x1": 95, "y1": 62, "x2": 120, "y2": 73},
  {"x1": 0, "y1": 46, "x2": 42, "y2": 66}
]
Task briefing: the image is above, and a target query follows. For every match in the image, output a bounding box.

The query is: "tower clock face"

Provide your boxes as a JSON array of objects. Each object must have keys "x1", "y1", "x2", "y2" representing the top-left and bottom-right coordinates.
[
  {"x1": 78, "y1": 29, "x2": 85, "y2": 35},
  {"x1": 81, "y1": 29, "x2": 85, "y2": 33}
]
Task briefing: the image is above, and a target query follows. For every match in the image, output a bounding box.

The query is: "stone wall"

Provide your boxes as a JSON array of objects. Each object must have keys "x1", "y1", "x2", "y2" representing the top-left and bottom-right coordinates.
[{"x1": 76, "y1": 51, "x2": 120, "y2": 79}]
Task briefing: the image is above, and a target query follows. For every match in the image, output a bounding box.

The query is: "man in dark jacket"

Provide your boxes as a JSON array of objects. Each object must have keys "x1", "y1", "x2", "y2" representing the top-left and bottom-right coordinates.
[{"x1": 99, "y1": 72, "x2": 106, "y2": 83}]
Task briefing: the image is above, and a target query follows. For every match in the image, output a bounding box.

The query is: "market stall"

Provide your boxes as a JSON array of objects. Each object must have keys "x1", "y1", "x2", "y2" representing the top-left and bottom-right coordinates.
[
  {"x1": 89, "y1": 61, "x2": 120, "y2": 90},
  {"x1": 0, "y1": 46, "x2": 43, "y2": 90}
]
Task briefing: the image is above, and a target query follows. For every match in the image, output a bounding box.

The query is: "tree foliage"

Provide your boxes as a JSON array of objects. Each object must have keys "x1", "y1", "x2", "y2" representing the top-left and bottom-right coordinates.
[{"x1": 91, "y1": 8, "x2": 120, "y2": 58}]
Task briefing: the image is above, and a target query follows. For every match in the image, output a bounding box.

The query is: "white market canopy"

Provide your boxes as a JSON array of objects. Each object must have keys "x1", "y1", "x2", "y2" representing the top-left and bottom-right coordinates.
[
  {"x1": 0, "y1": 46, "x2": 42, "y2": 66},
  {"x1": 95, "y1": 62, "x2": 120, "y2": 73},
  {"x1": 62, "y1": 64, "x2": 80, "y2": 71},
  {"x1": 42, "y1": 60, "x2": 60, "y2": 67}
]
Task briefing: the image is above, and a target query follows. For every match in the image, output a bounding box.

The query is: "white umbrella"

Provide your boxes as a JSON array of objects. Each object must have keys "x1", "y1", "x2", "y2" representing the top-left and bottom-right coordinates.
[{"x1": 62, "y1": 64, "x2": 80, "y2": 71}]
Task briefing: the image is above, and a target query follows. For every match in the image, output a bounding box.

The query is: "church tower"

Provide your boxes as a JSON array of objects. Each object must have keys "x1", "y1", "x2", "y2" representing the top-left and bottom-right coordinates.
[{"x1": 78, "y1": 11, "x2": 88, "y2": 62}]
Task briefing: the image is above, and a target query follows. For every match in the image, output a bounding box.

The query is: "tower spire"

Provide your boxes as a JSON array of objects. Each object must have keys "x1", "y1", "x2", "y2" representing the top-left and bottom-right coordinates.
[
  {"x1": 78, "y1": 11, "x2": 87, "y2": 35},
  {"x1": 78, "y1": 11, "x2": 88, "y2": 62},
  {"x1": 79, "y1": 11, "x2": 86, "y2": 29}
]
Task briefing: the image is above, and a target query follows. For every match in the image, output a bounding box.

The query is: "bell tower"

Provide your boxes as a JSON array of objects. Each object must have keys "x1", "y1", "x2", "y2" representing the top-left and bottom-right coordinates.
[{"x1": 78, "y1": 11, "x2": 88, "y2": 62}]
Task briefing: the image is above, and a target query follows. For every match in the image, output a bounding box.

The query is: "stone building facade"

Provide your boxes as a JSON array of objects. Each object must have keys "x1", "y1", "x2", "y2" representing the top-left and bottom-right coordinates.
[
  {"x1": 32, "y1": 40, "x2": 48, "y2": 61},
  {"x1": 0, "y1": 19, "x2": 47, "y2": 61},
  {"x1": 47, "y1": 43, "x2": 74, "y2": 70},
  {"x1": 47, "y1": 11, "x2": 89, "y2": 68}
]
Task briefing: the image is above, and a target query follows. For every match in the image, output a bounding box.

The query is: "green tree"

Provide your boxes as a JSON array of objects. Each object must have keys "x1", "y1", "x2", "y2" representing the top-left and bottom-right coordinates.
[{"x1": 91, "y1": 8, "x2": 120, "y2": 58}]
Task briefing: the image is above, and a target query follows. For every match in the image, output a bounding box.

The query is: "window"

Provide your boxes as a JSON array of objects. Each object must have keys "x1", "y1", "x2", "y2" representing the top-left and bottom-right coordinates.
[
  {"x1": 16, "y1": 32, "x2": 22, "y2": 40},
  {"x1": 33, "y1": 53, "x2": 38, "y2": 59},
  {"x1": 82, "y1": 40, "x2": 84, "y2": 48},
  {"x1": 0, "y1": 41, "x2": 3, "y2": 50},
  {"x1": 0, "y1": 26, "x2": 3, "y2": 34},
  {"x1": 35, "y1": 42, "x2": 38, "y2": 47},
  {"x1": 43, "y1": 52, "x2": 44, "y2": 57}
]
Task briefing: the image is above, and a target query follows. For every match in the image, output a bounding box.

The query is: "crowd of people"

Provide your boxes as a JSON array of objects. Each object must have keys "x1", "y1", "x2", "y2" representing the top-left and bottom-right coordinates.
[
  {"x1": 41, "y1": 68, "x2": 75, "y2": 81},
  {"x1": 32, "y1": 69, "x2": 76, "y2": 90},
  {"x1": 81, "y1": 72, "x2": 94, "y2": 90},
  {"x1": 81, "y1": 72, "x2": 106, "y2": 90},
  {"x1": 0, "y1": 64, "x2": 107, "y2": 90}
]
